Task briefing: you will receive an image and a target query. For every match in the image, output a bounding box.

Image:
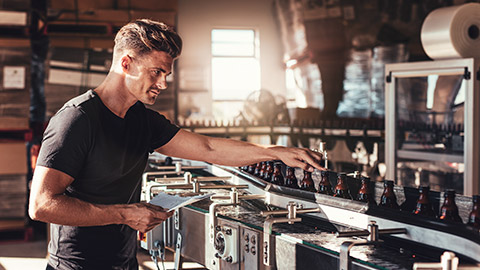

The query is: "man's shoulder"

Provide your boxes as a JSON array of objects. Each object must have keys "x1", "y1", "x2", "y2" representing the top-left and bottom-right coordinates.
[
  {"x1": 51, "y1": 90, "x2": 99, "y2": 124},
  {"x1": 64, "y1": 90, "x2": 97, "y2": 109}
]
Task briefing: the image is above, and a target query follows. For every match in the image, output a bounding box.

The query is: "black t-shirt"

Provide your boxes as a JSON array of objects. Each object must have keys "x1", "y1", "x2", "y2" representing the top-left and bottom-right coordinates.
[{"x1": 37, "y1": 90, "x2": 179, "y2": 270}]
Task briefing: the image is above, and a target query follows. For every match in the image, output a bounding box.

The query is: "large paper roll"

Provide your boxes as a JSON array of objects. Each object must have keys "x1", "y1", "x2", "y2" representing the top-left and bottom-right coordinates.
[{"x1": 421, "y1": 3, "x2": 480, "y2": 60}]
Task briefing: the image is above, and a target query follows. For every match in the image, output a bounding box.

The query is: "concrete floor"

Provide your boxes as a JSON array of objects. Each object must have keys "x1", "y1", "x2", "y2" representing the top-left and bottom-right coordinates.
[{"x1": 0, "y1": 240, "x2": 206, "y2": 270}]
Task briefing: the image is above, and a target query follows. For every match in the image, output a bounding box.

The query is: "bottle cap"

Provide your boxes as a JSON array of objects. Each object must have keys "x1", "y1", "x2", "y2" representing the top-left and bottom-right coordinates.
[{"x1": 384, "y1": 180, "x2": 394, "y2": 186}]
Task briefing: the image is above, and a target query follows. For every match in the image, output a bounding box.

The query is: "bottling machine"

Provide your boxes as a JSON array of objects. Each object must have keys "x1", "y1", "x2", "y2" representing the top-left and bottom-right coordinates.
[{"x1": 139, "y1": 154, "x2": 480, "y2": 270}]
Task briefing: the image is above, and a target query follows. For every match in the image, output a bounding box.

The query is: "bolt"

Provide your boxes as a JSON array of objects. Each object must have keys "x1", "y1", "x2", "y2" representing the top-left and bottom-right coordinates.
[
  {"x1": 225, "y1": 228, "x2": 232, "y2": 235},
  {"x1": 216, "y1": 226, "x2": 221, "y2": 231},
  {"x1": 251, "y1": 246, "x2": 256, "y2": 255},
  {"x1": 251, "y1": 235, "x2": 256, "y2": 244},
  {"x1": 212, "y1": 259, "x2": 216, "y2": 265},
  {"x1": 215, "y1": 253, "x2": 221, "y2": 258},
  {"x1": 244, "y1": 233, "x2": 249, "y2": 242},
  {"x1": 245, "y1": 245, "x2": 249, "y2": 253},
  {"x1": 226, "y1": 256, "x2": 233, "y2": 263}
]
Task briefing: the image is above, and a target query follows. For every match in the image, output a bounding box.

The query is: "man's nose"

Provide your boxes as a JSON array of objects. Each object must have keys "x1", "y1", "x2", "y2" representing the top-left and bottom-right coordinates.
[{"x1": 156, "y1": 76, "x2": 167, "y2": 89}]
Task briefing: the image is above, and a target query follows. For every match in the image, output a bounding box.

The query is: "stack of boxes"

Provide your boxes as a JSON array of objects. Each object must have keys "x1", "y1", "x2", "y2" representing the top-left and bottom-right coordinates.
[
  {"x1": 0, "y1": 1, "x2": 31, "y2": 130},
  {"x1": 45, "y1": 0, "x2": 178, "y2": 119},
  {"x1": 0, "y1": 1, "x2": 31, "y2": 229}
]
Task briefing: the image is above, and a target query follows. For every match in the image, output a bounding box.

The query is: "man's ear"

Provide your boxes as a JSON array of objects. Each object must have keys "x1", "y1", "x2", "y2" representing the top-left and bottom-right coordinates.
[{"x1": 121, "y1": 55, "x2": 132, "y2": 73}]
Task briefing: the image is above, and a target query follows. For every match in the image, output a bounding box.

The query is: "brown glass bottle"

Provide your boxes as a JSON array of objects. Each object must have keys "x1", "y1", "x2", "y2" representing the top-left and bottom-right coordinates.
[
  {"x1": 379, "y1": 180, "x2": 399, "y2": 209},
  {"x1": 413, "y1": 186, "x2": 436, "y2": 217},
  {"x1": 271, "y1": 163, "x2": 284, "y2": 186},
  {"x1": 318, "y1": 170, "x2": 333, "y2": 195},
  {"x1": 253, "y1": 162, "x2": 263, "y2": 177},
  {"x1": 263, "y1": 161, "x2": 274, "y2": 181},
  {"x1": 439, "y1": 190, "x2": 463, "y2": 223},
  {"x1": 333, "y1": 173, "x2": 352, "y2": 199},
  {"x1": 258, "y1": 162, "x2": 268, "y2": 179},
  {"x1": 467, "y1": 195, "x2": 480, "y2": 229},
  {"x1": 357, "y1": 176, "x2": 376, "y2": 205},
  {"x1": 300, "y1": 170, "x2": 317, "y2": 192},
  {"x1": 284, "y1": 167, "x2": 299, "y2": 189}
]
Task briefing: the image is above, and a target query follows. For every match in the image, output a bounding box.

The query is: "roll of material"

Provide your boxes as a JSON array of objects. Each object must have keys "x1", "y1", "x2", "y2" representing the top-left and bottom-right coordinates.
[{"x1": 421, "y1": 3, "x2": 480, "y2": 60}]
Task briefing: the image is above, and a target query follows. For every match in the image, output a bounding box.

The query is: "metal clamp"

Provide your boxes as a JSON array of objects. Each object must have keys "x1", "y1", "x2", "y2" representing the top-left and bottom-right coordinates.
[
  {"x1": 413, "y1": 251, "x2": 480, "y2": 270},
  {"x1": 336, "y1": 221, "x2": 407, "y2": 242},
  {"x1": 209, "y1": 189, "x2": 265, "y2": 244},
  {"x1": 262, "y1": 202, "x2": 320, "y2": 267},
  {"x1": 337, "y1": 221, "x2": 407, "y2": 270}
]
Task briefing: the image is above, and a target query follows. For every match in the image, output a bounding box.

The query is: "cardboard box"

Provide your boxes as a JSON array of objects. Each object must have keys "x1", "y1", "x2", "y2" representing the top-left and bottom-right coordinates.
[
  {"x1": 53, "y1": 9, "x2": 130, "y2": 23},
  {"x1": 49, "y1": 0, "x2": 115, "y2": 10},
  {"x1": 0, "y1": 117, "x2": 29, "y2": 130},
  {"x1": 0, "y1": 141, "x2": 27, "y2": 175}
]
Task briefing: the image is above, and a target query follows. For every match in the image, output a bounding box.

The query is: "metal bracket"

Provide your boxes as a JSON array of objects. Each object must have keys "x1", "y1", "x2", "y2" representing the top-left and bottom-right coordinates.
[
  {"x1": 339, "y1": 240, "x2": 376, "y2": 270},
  {"x1": 337, "y1": 221, "x2": 407, "y2": 270},
  {"x1": 174, "y1": 233, "x2": 182, "y2": 270},
  {"x1": 261, "y1": 202, "x2": 320, "y2": 267}
]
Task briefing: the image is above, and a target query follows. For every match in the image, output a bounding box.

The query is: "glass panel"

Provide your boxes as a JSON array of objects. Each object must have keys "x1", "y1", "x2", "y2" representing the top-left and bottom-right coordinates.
[
  {"x1": 211, "y1": 29, "x2": 255, "y2": 56},
  {"x1": 212, "y1": 29, "x2": 254, "y2": 43},
  {"x1": 212, "y1": 43, "x2": 254, "y2": 56},
  {"x1": 211, "y1": 57, "x2": 260, "y2": 101},
  {"x1": 395, "y1": 75, "x2": 465, "y2": 193}
]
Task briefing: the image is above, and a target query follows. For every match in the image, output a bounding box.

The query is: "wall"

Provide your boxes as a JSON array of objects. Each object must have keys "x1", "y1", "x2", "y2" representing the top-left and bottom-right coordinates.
[{"x1": 177, "y1": 0, "x2": 286, "y2": 119}]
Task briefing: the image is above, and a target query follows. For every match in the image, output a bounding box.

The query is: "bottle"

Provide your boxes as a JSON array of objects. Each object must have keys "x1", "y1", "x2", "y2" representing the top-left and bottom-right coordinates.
[
  {"x1": 258, "y1": 162, "x2": 268, "y2": 179},
  {"x1": 317, "y1": 170, "x2": 333, "y2": 195},
  {"x1": 300, "y1": 170, "x2": 316, "y2": 192},
  {"x1": 439, "y1": 190, "x2": 463, "y2": 223},
  {"x1": 284, "y1": 166, "x2": 299, "y2": 189},
  {"x1": 379, "y1": 180, "x2": 399, "y2": 209},
  {"x1": 333, "y1": 173, "x2": 352, "y2": 199},
  {"x1": 253, "y1": 162, "x2": 263, "y2": 177},
  {"x1": 413, "y1": 186, "x2": 436, "y2": 217},
  {"x1": 357, "y1": 176, "x2": 376, "y2": 205},
  {"x1": 263, "y1": 161, "x2": 274, "y2": 181},
  {"x1": 270, "y1": 163, "x2": 284, "y2": 186},
  {"x1": 247, "y1": 164, "x2": 256, "y2": 174},
  {"x1": 467, "y1": 195, "x2": 480, "y2": 229}
]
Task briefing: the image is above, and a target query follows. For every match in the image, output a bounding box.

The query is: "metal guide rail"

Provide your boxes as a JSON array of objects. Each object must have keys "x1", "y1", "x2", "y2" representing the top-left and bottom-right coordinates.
[{"x1": 139, "y1": 157, "x2": 480, "y2": 270}]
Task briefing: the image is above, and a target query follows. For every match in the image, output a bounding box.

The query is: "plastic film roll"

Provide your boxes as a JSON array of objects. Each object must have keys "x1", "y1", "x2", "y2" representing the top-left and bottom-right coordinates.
[{"x1": 421, "y1": 3, "x2": 480, "y2": 60}]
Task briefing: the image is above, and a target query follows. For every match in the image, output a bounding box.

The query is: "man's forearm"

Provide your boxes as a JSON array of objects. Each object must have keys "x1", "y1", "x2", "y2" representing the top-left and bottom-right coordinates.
[
  {"x1": 202, "y1": 137, "x2": 277, "y2": 166},
  {"x1": 29, "y1": 193, "x2": 126, "y2": 226}
]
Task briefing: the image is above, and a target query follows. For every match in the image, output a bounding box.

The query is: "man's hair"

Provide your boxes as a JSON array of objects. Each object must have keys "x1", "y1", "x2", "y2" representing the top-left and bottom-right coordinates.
[{"x1": 114, "y1": 19, "x2": 182, "y2": 58}]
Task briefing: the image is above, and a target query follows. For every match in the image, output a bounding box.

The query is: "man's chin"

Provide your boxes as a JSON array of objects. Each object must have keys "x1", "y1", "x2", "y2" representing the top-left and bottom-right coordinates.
[{"x1": 141, "y1": 96, "x2": 157, "y2": 105}]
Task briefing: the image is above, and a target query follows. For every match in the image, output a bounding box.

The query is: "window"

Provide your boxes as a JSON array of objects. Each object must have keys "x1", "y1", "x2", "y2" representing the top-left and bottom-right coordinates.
[{"x1": 211, "y1": 29, "x2": 260, "y2": 120}]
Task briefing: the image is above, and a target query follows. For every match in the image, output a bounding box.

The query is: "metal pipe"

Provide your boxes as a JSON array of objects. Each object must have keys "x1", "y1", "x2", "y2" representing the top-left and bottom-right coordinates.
[
  {"x1": 336, "y1": 228, "x2": 407, "y2": 238},
  {"x1": 155, "y1": 176, "x2": 231, "y2": 182},
  {"x1": 260, "y1": 207, "x2": 321, "y2": 217},
  {"x1": 335, "y1": 230, "x2": 370, "y2": 238}
]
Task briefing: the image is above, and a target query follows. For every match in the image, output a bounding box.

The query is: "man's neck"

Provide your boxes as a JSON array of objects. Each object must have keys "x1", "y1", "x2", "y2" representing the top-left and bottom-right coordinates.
[{"x1": 94, "y1": 75, "x2": 137, "y2": 119}]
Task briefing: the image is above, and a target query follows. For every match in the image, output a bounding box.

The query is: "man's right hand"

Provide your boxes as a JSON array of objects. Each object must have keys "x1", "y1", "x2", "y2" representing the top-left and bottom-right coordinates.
[{"x1": 122, "y1": 202, "x2": 174, "y2": 233}]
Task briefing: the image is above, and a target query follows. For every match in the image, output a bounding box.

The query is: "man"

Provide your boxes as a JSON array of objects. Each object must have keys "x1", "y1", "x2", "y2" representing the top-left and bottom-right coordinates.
[{"x1": 29, "y1": 19, "x2": 323, "y2": 270}]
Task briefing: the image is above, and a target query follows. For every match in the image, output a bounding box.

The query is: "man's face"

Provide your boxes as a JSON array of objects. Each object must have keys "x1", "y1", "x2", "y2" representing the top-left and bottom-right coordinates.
[{"x1": 125, "y1": 50, "x2": 173, "y2": 105}]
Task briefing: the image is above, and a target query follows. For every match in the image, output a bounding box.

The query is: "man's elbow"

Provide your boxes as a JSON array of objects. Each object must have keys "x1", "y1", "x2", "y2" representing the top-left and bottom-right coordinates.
[{"x1": 28, "y1": 198, "x2": 48, "y2": 222}]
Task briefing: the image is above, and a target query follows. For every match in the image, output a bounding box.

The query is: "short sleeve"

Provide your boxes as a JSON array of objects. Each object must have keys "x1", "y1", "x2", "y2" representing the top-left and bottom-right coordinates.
[
  {"x1": 36, "y1": 107, "x2": 91, "y2": 179},
  {"x1": 148, "y1": 110, "x2": 180, "y2": 151}
]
